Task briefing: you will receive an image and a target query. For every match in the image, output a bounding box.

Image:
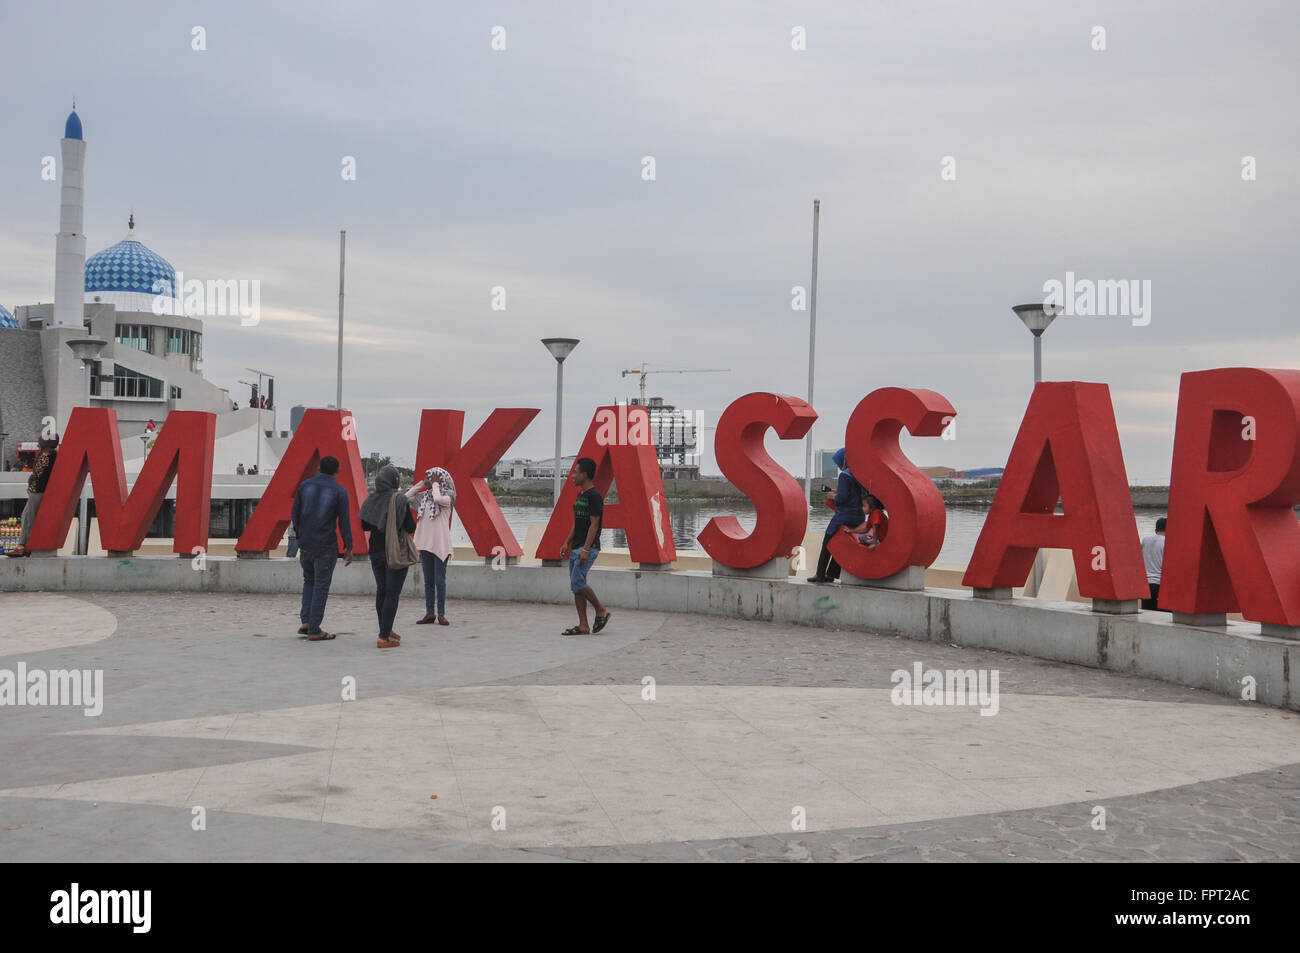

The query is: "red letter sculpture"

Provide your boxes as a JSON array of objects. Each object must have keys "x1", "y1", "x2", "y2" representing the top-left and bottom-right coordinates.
[
  {"x1": 698, "y1": 393, "x2": 816, "y2": 568},
  {"x1": 828, "y1": 388, "x2": 954, "y2": 581},
  {"x1": 414, "y1": 408, "x2": 538, "y2": 558},
  {"x1": 29, "y1": 408, "x2": 216, "y2": 555},
  {"x1": 536, "y1": 405, "x2": 676, "y2": 565},
  {"x1": 236, "y1": 409, "x2": 368, "y2": 554},
  {"x1": 1161, "y1": 368, "x2": 1300, "y2": 626},
  {"x1": 962, "y1": 382, "x2": 1147, "y2": 601}
]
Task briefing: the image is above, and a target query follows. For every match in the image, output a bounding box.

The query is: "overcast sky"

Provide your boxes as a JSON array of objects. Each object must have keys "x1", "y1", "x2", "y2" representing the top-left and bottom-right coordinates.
[{"x1": 2, "y1": 1, "x2": 1297, "y2": 484}]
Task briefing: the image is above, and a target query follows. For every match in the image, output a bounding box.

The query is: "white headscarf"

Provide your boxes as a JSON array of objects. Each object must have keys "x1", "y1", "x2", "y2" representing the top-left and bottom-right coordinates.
[{"x1": 420, "y1": 466, "x2": 456, "y2": 520}]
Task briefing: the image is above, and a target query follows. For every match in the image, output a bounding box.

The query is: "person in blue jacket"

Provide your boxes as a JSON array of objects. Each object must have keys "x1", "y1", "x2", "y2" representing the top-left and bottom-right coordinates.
[
  {"x1": 291, "y1": 456, "x2": 354, "y2": 640},
  {"x1": 809, "y1": 447, "x2": 864, "y2": 583}
]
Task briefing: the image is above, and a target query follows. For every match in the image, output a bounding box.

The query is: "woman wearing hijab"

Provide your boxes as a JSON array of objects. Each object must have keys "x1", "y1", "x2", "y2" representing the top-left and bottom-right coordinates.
[
  {"x1": 358, "y1": 464, "x2": 417, "y2": 648},
  {"x1": 7, "y1": 434, "x2": 59, "y2": 558},
  {"x1": 405, "y1": 466, "x2": 456, "y2": 625},
  {"x1": 809, "y1": 446, "x2": 865, "y2": 584}
]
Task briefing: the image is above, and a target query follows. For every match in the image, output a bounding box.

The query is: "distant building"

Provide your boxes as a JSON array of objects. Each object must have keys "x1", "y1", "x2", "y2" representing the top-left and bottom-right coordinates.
[
  {"x1": 932, "y1": 466, "x2": 1005, "y2": 486},
  {"x1": 629, "y1": 396, "x2": 700, "y2": 480},
  {"x1": 0, "y1": 107, "x2": 280, "y2": 478},
  {"x1": 493, "y1": 456, "x2": 577, "y2": 481},
  {"x1": 817, "y1": 449, "x2": 839, "y2": 479},
  {"x1": 0, "y1": 107, "x2": 289, "y2": 542}
]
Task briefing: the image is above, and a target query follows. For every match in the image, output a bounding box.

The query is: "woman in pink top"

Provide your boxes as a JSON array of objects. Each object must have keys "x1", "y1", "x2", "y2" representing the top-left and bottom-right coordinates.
[{"x1": 406, "y1": 466, "x2": 456, "y2": 625}]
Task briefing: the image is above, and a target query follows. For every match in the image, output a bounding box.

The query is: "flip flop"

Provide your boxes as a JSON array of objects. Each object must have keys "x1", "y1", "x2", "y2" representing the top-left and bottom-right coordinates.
[
  {"x1": 307, "y1": 631, "x2": 335, "y2": 641},
  {"x1": 592, "y1": 612, "x2": 611, "y2": 633}
]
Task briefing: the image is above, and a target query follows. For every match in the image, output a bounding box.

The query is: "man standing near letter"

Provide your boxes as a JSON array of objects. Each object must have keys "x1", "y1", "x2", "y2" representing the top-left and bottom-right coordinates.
[
  {"x1": 559, "y1": 457, "x2": 611, "y2": 635},
  {"x1": 291, "y1": 455, "x2": 354, "y2": 640},
  {"x1": 1141, "y1": 517, "x2": 1167, "y2": 611}
]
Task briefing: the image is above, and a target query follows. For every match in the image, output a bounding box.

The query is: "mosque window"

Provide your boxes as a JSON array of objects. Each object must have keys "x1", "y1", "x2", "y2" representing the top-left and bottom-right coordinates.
[
  {"x1": 115, "y1": 323, "x2": 152, "y2": 352},
  {"x1": 167, "y1": 327, "x2": 193, "y2": 354},
  {"x1": 112, "y1": 365, "x2": 163, "y2": 399}
]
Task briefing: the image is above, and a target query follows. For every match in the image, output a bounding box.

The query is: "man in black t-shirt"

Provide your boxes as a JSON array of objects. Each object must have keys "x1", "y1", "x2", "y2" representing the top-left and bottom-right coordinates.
[{"x1": 559, "y1": 457, "x2": 611, "y2": 635}]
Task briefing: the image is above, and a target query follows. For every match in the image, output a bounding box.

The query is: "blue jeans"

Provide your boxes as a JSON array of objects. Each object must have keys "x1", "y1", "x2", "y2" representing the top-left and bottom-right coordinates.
[
  {"x1": 299, "y1": 549, "x2": 338, "y2": 635},
  {"x1": 569, "y1": 547, "x2": 599, "y2": 593},
  {"x1": 370, "y1": 551, "x2": 410, "y2": 638},
  {"x1": 420, "y1": 550, "x2": 448, "y2": 616}
]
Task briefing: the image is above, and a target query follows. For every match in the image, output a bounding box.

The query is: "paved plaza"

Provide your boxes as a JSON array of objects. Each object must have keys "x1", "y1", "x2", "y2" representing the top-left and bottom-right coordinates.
[{"x1": 1, "y1": 590, "x2": 1297, "y2": 862}]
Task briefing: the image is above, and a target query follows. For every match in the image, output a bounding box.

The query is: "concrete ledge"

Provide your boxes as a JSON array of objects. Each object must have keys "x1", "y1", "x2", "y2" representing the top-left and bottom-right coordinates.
[{"x1": 2, "y1": 556, "x2": 1295, "y2": 711}]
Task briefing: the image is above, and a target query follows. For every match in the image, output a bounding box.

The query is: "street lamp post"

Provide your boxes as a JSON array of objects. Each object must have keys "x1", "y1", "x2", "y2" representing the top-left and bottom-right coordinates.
[
  {"x1": 541, "y1": 338, "x2": 580, "y2": 505},
  {"x1": 67, "y1": 337, "x2": 107, "y2": 555},
  {"x1": 337, "y1": 229, "x2": 346, "y2": 412},
  {"x1": 1012, "y1": 303, "x2": 1058, "y2": 596}
]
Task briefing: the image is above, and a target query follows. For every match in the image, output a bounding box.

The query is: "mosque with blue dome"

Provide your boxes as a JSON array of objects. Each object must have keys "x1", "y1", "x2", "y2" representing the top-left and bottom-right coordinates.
[{"x1": 0, "y1": 107, "x2": 288, "y2": 490}]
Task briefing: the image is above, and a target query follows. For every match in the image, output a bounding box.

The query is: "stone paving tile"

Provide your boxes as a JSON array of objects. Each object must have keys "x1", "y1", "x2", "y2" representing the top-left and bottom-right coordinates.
[
  {"x1": 521, "y1": 764, "x2": 1300, "y2": 862},
  {"x1": 2, "y1": 592, "x2": 1296, "y2": 862},
  {"x1": 66, "y1": 592, "x2": 1226, "y2": 705}
]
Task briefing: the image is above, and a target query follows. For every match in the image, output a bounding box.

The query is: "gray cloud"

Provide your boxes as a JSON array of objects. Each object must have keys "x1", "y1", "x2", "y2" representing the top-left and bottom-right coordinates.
[{"x1": 2, "y1": 0, "x2": 1297, "y2": 486}]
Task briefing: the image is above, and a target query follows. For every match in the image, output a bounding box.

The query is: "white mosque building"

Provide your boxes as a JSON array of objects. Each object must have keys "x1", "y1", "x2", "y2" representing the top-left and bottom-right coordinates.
[{"x1": 0, "y1": 107, "x2": 287, "y2": 479}]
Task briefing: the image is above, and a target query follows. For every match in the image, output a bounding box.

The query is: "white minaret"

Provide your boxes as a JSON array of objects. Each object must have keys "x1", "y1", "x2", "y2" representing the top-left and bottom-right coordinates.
[{"x1": 53, "y1": 105, "x2": 86, "y2": 328}]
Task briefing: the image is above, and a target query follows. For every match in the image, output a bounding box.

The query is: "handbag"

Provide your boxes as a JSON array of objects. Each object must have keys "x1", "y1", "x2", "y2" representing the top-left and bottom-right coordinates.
[{"x1": 384, "y1": 491, "x2": 419, "y2": 568}]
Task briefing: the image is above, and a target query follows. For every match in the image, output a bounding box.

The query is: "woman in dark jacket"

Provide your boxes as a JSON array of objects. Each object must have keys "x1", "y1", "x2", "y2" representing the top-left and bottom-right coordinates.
[
  {"x1": 8, "y1": 435, "x2": 59, "y2": 557},
  {"x1": 358, "y1": 464, "x2": 417, "y2": 648},
  {"x1": 810, "y1": 447, "x2": 865, "y2": 583}
]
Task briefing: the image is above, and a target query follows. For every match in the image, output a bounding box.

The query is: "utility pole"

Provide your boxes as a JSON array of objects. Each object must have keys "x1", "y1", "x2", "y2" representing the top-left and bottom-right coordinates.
[{"x1": 805, "y1": 199, "x2": 821, "y2": 508}]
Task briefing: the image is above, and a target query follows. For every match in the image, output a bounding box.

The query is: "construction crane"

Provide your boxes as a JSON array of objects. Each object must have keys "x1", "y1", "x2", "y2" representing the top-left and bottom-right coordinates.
[{"x1": 620, "y1": 364, "x2": 731, "y2": 403}]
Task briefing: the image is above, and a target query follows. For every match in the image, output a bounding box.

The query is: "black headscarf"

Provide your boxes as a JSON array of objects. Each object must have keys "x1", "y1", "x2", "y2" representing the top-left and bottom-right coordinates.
[{"x1": 359, "y1": 464, "x2": 401, "y2": 528}]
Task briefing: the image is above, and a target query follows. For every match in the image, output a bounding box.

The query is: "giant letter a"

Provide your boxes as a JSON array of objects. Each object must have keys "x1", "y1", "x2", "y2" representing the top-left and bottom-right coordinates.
[
  {"x1": 963, "y1": 382, "x2": 1147, "y2": 601},
  {"x1": 236, "y1": 409, "x2": 368, "y2": 554},
  {"x1": 536, "y1": 405, "x2": 676, "y2": 566}
]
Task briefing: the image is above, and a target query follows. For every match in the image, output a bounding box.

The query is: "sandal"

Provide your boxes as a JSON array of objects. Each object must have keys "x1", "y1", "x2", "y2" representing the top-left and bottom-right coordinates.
[
  {"x1": 307, "y1": 631, "x2": 335, "y2": 641},
  {"x1": 592, "y1": 612, "x2": 611, "y2": 633},
  {"x1": 561, "y1": 626, "x2": 589, "y2": 636}
]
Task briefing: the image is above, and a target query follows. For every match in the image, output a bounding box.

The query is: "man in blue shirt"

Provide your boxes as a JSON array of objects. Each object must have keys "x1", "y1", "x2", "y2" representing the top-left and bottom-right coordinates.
[{"x1": 290, "y1": 455, "x2": 354, "y2": 640}]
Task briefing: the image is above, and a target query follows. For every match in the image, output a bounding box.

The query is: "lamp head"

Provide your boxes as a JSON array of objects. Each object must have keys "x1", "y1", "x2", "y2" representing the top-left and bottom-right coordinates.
[
  {"x1": 1013, "y1": 303, "x2": 1057, "y2": 337},
  {"x1": 541, "y1": 337, "x2": 580, "y2": 362},
  {"x1": 66, "y1": 337, "x2": 107, "y2": 362}
]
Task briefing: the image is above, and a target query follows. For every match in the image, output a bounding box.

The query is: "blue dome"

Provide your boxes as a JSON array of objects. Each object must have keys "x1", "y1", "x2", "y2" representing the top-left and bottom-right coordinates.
[
  {"x1": 0, "y1": 304, "x2": 18, "y2": 329},
  {"x1": 65, "y1": 110, "x2": 82, "y2": 140},
  {"x1": 85, "y1": 238, "x2": 176, "y2": 297}
]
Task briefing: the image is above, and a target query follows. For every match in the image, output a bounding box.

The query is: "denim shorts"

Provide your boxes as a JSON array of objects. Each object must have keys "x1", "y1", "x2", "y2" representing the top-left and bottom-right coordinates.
[{"x1": 569, "y1": 547, "x2": 599, "y2": 592}]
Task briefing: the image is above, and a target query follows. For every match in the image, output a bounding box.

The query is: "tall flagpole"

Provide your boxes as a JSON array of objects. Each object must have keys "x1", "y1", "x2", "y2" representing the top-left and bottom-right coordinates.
[
  {"x1": 805, "y1": 199, "x2": 821, "y2": 509},
  {"x1": 336, "y1": 229, "x2": 346, "y2": 411}
]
